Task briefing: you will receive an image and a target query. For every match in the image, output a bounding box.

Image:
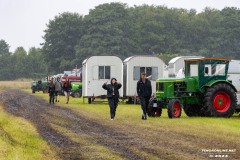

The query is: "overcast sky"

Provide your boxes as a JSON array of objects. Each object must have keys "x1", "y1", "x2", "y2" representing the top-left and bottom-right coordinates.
[{"x1": 0, "y1": 0, "x2": 239, "y2": 52}]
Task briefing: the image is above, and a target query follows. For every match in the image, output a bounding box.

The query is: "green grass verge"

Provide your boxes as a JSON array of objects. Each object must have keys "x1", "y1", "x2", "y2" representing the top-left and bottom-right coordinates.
[{"x1": 0, "y1": 104, "x2": 56, "y2": 160}]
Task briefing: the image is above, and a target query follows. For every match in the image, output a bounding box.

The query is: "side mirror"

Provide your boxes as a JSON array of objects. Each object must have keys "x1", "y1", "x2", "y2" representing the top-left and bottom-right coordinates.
[{"x1": 205, "y1": 67, "x2": 209, "y2": 75}]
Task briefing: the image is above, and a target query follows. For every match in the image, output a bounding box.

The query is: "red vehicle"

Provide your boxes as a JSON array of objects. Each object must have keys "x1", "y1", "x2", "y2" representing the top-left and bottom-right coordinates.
[{"x1": 61, "y1": 75, "x2": 81, "y2": 83}]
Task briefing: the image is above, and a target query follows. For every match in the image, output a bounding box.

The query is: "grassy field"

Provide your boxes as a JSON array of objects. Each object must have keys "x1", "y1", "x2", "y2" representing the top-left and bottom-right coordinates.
[
  {"x1": 0, "y1": 82, "x2": 239, "y2": 159},
  {"x1": 0, "y1": 81, "x2": 56, "y2": 160},
  {"x1": 30, "y1": 90, "x2": 240, "y2": 159},
  {"x1": 0, "y1": 104, "x2": 57, "y2": 160}
]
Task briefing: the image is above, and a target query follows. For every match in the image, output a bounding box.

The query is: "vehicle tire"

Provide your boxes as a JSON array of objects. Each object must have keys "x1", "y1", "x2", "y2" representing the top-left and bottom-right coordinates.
[
  {"x1": 183, "y1": 105, "x2": 203, "y2": 117},
  {"x1": 203, "y1": 83, "x2": 236, "y2": 117},
  {"x1": 147, "y1": 98, "x2": 162, "y2": 117},
  {"x1": 72, "y1": 92, "x2": 80, "y2": 98},
  {"x1": 168, "y1": 99, "x2": 182, "y2": 118},
  {"x1": 32, "y1": 89, "x2": 35, "y2": 94}
]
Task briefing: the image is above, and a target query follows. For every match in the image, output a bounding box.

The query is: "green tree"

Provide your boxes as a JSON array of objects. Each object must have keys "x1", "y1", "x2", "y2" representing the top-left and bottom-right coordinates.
[
  {"x1": 76, "y1": 3, "x2": 138, "y2": 61},
  {"x1": 0, "y1": 39, "x2": 10, "y2": 56},
  {"x1": 0, "y1": 53, "x2": 12, "y2": 80},
  {"x1": 219, "y1": 7, "x2": 240, "y2": 58},
  {"x1": 27, "y1": 47, "x2": 48, "y2": 78},
  {"x1": 42, "y1": 12, "x2": 83, "y2": 73},
  {"x1": 130, "y1": 5, "x2": 193, "y2": 54},
  {"x1": 12, "y1": 47, "x2": 28, "y2": 78}
]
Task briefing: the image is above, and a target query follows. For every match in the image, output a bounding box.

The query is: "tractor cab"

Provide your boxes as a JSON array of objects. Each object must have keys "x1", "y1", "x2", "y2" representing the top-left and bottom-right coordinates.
[
  {"x1": 150, "y1": 58, "x2": 237, "y2": 119},
  {"x1": 184, "y1": 58, "x2": 231, "y2": 90}
]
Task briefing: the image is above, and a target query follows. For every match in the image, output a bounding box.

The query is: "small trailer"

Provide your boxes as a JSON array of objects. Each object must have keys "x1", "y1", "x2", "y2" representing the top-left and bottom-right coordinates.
[
  {"x1": 82, "y1": 56, "x2": 123, "y2": 103},
  {"x1": 123, "y1": 55, "x2": 165, "y2": 103},
  {"x1": 168, "y1": 56, "x2": 203, "y2": 77},
  {"x1": 227, "y1": 60, "x2": 240, "y2": 109}
]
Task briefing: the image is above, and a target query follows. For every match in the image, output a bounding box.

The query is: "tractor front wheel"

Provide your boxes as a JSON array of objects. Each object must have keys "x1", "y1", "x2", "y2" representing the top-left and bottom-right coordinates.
[
  {"x1": 203, "y1": 83, "x2": 236, "y2": 117},
  {"x1": 168, "y1": 99, "x2": 182, "y2": 118},
  {"x1": 147, "y1": 98, "x2": 162, "y2": 117}
]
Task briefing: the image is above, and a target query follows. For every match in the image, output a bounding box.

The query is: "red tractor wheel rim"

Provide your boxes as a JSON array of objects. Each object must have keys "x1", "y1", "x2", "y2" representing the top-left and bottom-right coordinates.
[
  {"x1": 173, "y1": 101, "x2": 181, "y2": 117},
  {"x1": 213, "y1": 91, "x2": 231, "y2": 112}
]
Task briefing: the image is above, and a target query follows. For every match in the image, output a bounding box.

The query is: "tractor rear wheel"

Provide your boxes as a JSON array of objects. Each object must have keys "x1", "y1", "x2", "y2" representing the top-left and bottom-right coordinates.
[
  {"x1": 168, "y1": 99, "x2": 182, "y2": 118},
  {"x1": 147, "y1": 98, "x2": 162, "y2": 117},
  {"x1": 183, "y1": 105, "x2": 202, "y2": 117},
  {"x1": 203, "y1": 83, "x2": 236, "y2": 117}
]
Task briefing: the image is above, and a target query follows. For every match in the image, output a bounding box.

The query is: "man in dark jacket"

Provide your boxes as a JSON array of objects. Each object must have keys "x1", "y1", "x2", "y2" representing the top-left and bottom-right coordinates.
[
  {"x1": 102, "y1": 78, "x2": 122, "y2": 120},
  {"x1": 137, "y1": 72, "x2": 152, "y2": 120}
]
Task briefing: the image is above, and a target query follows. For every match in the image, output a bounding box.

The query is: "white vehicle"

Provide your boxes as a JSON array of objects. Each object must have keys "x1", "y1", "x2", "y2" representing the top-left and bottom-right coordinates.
[
  {"x1": 227, "y1": 60, "x2": 240, "y2": 105},
  {"x1": 82, "y1": 56, "x2": 123, "y2": 103},
  {"x1": 168, "y1": 56, "x2": 203, "y2": 77},
  {"x1": 123, "y1": 55, "x2": 165, "y2": 102}
]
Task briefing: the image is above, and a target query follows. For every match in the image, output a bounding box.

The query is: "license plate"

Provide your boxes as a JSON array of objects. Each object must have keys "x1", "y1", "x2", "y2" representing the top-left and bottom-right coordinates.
[{"x1": 153, "y1": 103, "x2": 157, "y2": 107}]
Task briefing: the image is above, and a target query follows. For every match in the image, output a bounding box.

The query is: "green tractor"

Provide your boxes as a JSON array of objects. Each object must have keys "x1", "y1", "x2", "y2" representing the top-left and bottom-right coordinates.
[
  {"x1": 70, "y1": 82, "x2": 82, "y2": 98},
  {"x1": 31, "y1": 79, "x2": 49, "y2": 93},
  {"x1": 148, "y1": 58, "x2": 238, "y2": 118}
]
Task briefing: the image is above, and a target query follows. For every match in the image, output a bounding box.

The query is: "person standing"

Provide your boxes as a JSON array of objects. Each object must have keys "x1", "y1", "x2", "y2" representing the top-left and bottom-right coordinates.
[
  {"x1": 54, "y1": 77, "x2": 62, "y2": 102},
  {"x1": 62, "y1": 76, "x2": 71, "y2": 104},
  {"x1": 102, "y1": 78, "x2": 122, "y2": 120},
  {"x1": 48, "y1": 79, "x2": 55, "y2": 104},
  {"x1": 137, "y1": 72, "x2": 152, "y2": 120}
]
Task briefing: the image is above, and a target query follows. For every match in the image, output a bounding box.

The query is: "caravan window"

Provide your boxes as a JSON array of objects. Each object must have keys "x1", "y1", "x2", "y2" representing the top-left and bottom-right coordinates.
[
  {"x1": 99, "y1": 66, "x2": 110, "y2": 79},
  {"x1": 146, "y1": 67, "x2": 152, "y2": 78},
  {"x1": 133, "y1": 66, "x2": 158, "y2": 81}
]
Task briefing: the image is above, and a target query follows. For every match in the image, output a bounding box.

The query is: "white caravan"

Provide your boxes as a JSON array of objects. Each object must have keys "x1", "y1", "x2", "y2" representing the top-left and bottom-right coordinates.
[
  {"x1": 82, "y1": 56, "x2": 123, "y2": 103},
  {"x1": 123, "y1": 55, "x2": 165, "y2": 100},
  {"x1": 227, "y1": 60, "x2": 240, "y2": 105},
  {"x1": 168, "y1": 56, "x2": 203, "y2": 77}
]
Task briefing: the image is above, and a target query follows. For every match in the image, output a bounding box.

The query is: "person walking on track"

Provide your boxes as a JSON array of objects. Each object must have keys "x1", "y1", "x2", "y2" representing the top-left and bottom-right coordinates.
[
  {"x1": 102, "y1": 78, "x2": 122, "y2": 120},
  {"x1": 137, "y1": 72, "x2": 152, "y2": 120},
  {"x1": 62, "y1": 75, "x2": 71, "y2": 104},
  {"x1": 48, "y1": 79, "x2": 55, "y2": 104},
  {"x1": 54, "y1": 77, "x2": 62, "y2": 102}
]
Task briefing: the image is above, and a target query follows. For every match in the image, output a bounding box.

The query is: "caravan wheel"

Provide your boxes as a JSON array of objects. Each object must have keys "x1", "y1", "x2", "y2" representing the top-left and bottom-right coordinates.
[{"x1": 88, "y1": 98, "x2": 92, "y2": 104}]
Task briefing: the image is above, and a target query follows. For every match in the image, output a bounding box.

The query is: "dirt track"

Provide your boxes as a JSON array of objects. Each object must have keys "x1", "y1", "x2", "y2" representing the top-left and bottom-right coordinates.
[{"x1": 0, "y1": 90, "x2": 239, "y2": 160}]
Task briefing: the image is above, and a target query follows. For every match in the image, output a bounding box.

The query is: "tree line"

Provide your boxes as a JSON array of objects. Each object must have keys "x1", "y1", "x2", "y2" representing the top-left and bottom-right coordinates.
[{"x1": 0, "y1": 3, "x2": 239, "y2": 80}]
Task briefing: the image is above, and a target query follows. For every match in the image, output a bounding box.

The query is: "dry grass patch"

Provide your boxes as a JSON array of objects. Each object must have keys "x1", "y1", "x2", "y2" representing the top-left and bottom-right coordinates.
[{"x1": 0, "y1": 80, "x2": 31, "y2": 90}]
